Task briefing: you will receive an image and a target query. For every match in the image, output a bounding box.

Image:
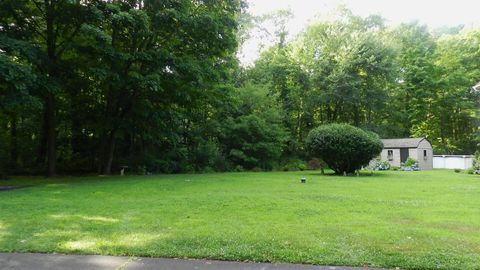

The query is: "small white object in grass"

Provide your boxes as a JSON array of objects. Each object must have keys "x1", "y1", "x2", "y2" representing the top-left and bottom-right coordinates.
[{"x1": 120, "y1": 165, "x2": 128, "y2": 176}]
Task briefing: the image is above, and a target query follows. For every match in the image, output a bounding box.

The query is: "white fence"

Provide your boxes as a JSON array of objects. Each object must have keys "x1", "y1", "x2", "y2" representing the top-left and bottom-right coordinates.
[{"x1": 433, "y1": 155, "x2": 474, "y2": 170}]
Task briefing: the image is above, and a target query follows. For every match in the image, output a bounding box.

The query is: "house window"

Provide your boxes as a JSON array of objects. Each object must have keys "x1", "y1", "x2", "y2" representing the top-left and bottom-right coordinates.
[
  {"x1": 423, "y1": 150, "x2": 427, "y2": 160},
  {"x1": 387, "y1": 150, "x2": 393, "y2": 161}
]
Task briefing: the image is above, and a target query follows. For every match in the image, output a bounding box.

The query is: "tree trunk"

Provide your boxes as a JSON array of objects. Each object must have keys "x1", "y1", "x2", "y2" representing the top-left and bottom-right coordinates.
[
  {"x1": 98, "y1": 132, "x2": 106, "y2": 173},
  {"x1": 296, "y1": 108, "x2": 302, "y2": 142},
  {"x1": 37, "y1": 108, "x2": 48, "y2": 165},
  {"x1": 10, "y1": 114, "x2": 18, "y2": 171},
  {"x1": 46, "y1": 92, "x2": 56, "y2": 177},
  {"x1": 102, "y1": 131, "x2": 116, "y2": 175},
  {"x1": 71, "y1": 116, "x2": 83, "y2": 156},
  {"x1": 353, "y1": 105, "x2": 360, "y2": 126},
  {"x1": 45, "y1": 0, "x2": 57, "y2": 177}
]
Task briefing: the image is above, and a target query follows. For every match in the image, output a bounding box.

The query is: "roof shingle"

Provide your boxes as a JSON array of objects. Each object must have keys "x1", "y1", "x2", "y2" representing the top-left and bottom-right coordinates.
[{"x1": 382, "y1": 138, "x2": 425, "y2": 148}]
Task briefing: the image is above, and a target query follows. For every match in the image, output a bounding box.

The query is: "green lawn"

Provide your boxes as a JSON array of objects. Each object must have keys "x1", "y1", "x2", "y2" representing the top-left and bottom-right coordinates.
[{"x1": 0, "y1": 170, "x2": 479, "y2": 269}]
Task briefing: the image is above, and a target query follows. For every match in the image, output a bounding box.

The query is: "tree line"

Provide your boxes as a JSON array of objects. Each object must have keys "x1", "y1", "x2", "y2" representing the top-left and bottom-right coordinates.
[
  {"x1": 241, "y1": 9, "x2": 479, "y2": 160},
  {"x1": 0, "y1": 2, "x2": 478, "y2": 176}
]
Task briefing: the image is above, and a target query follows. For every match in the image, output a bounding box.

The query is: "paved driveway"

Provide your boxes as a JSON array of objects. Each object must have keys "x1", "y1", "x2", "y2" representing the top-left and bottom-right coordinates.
[{"x1": 0, "y1": 253, "x2": 397, "y2": 270}]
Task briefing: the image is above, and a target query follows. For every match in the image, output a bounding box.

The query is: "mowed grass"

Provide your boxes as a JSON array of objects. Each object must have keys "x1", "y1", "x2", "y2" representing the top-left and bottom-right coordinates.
[{"x1": 0, "y1": 171, "x2": 479, "y2": 269}]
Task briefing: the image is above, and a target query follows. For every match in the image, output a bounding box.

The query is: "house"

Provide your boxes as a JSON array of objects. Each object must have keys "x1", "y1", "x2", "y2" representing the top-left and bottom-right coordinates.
[{"x1": 380, "y1": 138, "x2": 433, "y2": 170}]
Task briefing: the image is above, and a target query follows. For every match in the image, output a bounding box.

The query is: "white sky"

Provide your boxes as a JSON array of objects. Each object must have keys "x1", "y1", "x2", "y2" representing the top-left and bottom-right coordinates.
[{"x1": 240, "y1": 0, "x2": 480, "y2": 65}]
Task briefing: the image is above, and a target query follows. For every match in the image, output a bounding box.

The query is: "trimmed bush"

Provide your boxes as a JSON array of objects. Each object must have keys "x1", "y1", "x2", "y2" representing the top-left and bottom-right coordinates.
[{"x1": 306, "y1": 123, "x2": 383, "y2": 174}]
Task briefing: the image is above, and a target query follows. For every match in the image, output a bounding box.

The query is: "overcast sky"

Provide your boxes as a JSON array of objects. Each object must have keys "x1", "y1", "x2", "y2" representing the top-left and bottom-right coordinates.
[{"x1": 240, "y1": 0, "x2": 480, "y2": 65}]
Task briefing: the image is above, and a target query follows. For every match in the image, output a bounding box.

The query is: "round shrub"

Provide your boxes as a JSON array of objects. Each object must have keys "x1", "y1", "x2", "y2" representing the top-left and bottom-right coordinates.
[{"x1": 306, "y1": 123, "x2": 383, "y2": 174}]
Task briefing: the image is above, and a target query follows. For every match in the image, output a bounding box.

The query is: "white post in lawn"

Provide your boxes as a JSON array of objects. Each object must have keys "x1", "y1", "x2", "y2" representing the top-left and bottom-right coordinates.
[{"x1": 120, "y1": 166, "x2": 128, "y2": 176}]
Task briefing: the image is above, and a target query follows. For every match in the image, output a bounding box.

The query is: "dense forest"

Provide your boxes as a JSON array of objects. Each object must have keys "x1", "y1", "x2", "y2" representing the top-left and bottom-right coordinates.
[{"x1": 0, "y1": 1, "x2": 479, "y2": 176}]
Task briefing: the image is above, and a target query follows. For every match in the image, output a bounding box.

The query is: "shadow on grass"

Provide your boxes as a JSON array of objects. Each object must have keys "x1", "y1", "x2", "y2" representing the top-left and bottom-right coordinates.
[
  {"x1": 0, "y1": 211, "x2": 172, "y2": 256},
  {"x1": 0, "y1": 175, "x2": 169, "y2": 191},
  {"x1": 0, "y1": 185, "x2": 32, "y2": 192}
]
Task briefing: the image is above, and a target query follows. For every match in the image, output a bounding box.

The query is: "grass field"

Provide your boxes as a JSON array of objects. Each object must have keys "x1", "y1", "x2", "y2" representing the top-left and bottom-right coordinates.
[{"x1": 0, "y1": 170, "x2": 479, "y2": 269}]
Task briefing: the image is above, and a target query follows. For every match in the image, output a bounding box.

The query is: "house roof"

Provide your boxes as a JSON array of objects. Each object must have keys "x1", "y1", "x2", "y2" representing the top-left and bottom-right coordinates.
[{"x1": 382, "y1": 138, "x2": 426, "y2": 148}]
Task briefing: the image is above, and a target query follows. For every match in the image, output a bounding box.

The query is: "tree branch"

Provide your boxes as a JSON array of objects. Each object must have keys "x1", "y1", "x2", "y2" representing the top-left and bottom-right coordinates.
[
  {"x1": 55, "y1": 25, "x2": 81, "y2": 57},
  {"x1": 32, "y1": 0, "x2": 45, "y2": 15},
  {"x1": 7, "y1": 4, "x2": 46, "y2": 41}
]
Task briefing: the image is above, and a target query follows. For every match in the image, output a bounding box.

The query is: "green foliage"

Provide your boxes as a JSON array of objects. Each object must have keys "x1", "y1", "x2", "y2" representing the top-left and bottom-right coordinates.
[
  {"x1": 400, "y1": 157, "x2": 420, "y2": 171},
  {"x1": 473, "y1": 151, "x2": 480, "y2": 169},
  {"x1": 251, "y1": 167, "x2": 262, "y2": 172},
  {"x1": 306, "y1": 123, "x2": 383, "y2": 174},
  {"x1": 397, "y1": 25, "x2": 480, "y2": 154},
  {"x1": 297, "y1": 163, "x2": 307, "y2": 171},
  {"x1": 217, "y1": 85, "x2": 288, "y2": 171},
  {"x1": 372, "y1": 159, "x2": 391, "y2": 171},
  {"x1": 473, "y1": 151, "x2": 480, "y2": 174},
  {"x1": 221, "y1": 112, "x2": 287, "y2": 170},
  {"x1": 292, "y1": 12, "x2": 394, "y2": 130},
  {"x1": 234, "y1": 165, "x2": 245, "y2": 172},
  {"x1": 192, "y1": 141, "x2": 222, "y2": 171},
  {"x1": 245, "y1": 12, "x2": 479, "y2": 157},
  {"x1": 280, "y1": 159, "x2": 307, "y2": 171},
  {"x1": 0, "y1": 167, "x2": 7, "y2": 180},
  {"x1": 1, "y1": 4, "x2": 479, "y2": 175},
  {"x1": 403, "y1": 157, "x2": 417, "y2": 167},
  {"x1": 0, "y1": 0, "x2": 244, "y2": 175},
  {"x1": 307, "y1": 159, "x2": 321, "y2": 170}
]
